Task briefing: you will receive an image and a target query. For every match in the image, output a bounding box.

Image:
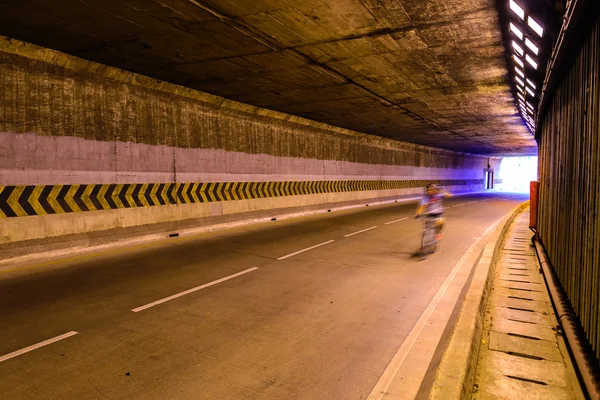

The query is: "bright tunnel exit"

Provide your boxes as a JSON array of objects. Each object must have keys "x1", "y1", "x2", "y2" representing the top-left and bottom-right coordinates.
[{"x1": 497, "y1": 156, "x2": 538, "y2": 193}]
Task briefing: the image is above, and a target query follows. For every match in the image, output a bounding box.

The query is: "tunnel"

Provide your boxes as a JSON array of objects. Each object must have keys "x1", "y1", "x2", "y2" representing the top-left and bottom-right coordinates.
[{"x1": 0, "y1": 0, "x2": 598, "y2": 399}]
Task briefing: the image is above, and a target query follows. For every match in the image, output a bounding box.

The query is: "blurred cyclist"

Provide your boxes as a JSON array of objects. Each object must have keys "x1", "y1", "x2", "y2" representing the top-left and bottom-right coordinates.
[{"x1": 416, "y1": 183, "x2": 452, "y2": 240}]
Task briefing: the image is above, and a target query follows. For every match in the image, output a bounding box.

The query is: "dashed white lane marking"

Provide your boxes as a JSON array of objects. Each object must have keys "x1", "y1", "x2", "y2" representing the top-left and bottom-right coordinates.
[
  {"x1": 277, "y1": 240, "x2": 335, "y2": 261},
  {"x1": 344, "y1": 226, "x2": 378, "y2": 237},
  {"x1": 0, "y1": 331, "x2": 78, "y2": 363},
  {"x1": 466, "y1": 201, "x2": 479, "y2": 204},
  {"x1": 384, "y1": 217, "x2": 408, "y2": 225},
  {"x1": 452, "y1": 203, "x2": 466, "y2": 208},
  {"x1": 131, "y1": 267, "x2": 259, "y2": 312}
]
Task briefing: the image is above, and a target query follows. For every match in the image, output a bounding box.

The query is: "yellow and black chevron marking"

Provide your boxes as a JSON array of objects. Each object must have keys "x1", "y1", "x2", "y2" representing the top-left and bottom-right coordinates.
[{"x1": 0, "y1": 179, "x2": 483, "y2": 218}]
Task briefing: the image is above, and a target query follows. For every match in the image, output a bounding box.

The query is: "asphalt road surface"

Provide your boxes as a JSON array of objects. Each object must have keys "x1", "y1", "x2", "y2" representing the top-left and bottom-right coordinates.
[{"x1": 0, "y1": 192, "x2": 528, "y2": 400}]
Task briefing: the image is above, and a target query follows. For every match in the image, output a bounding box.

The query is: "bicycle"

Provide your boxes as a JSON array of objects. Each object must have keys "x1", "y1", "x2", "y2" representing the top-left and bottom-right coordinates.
[{"x1": 415, "y1": 214, "x2": 441, "y2": 257}]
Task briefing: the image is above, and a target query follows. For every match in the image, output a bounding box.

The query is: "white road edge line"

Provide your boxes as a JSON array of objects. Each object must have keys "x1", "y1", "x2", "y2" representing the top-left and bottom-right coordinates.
[
  {"x1": 131, "y1": 267, "x2": 259, "y2": 312},
  {"x1": 0, "y1": 331, "x2": 78, "y2": 363},
  {"x1": 384, "y1": 217, "x2": 408, "y2": 225},
  {"x1": 453, "y1": 203, "x2": 466, "y2": 208},
  {"x1": 344, "y1": 226, "x2": 378, "y2": 237},
  {"x1": 367, "y1": 220, "x2": 500, "y2": 400},
  {"x1": 277, "y1": 240, "x2": 335, "y2": 261}
]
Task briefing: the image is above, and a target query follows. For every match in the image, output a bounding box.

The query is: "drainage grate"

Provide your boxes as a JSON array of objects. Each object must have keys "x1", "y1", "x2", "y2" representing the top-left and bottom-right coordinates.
[
  {"x1": 508, "y1": 318, "x2": 537, "y2": 325},
  {"x1": 505, "y1": 351, "x2": 544, "y2": 361},
  {"x1": 505, "y1": 375, "x2": 548, "y2": 385},
  {"x1": 507, "y1": 287, "x2": 537, "y2": 292},
  {"x1": 503, "y1": 279, "x2": 539, "y2": 284},
  {"x1": 508, "y1": 296, "x2": 534, "y2": 301},
  {"x1": 505, "y1": 306, "x2": 536, "y2": 312},
  {"x1": 507, "y1": 332, "x2": 541, "y2": 341}
]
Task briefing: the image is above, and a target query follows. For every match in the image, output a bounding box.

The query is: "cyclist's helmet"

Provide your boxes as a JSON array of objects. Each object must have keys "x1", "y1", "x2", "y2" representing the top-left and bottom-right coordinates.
[{"x1": 426, "y1": 183, "x2": 437, "y2": 190}]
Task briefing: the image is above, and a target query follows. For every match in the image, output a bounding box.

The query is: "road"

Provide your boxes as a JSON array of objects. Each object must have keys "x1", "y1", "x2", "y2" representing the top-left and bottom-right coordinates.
[{"x1": 0, "y1": 192, "x2": 528, "y2": 400}]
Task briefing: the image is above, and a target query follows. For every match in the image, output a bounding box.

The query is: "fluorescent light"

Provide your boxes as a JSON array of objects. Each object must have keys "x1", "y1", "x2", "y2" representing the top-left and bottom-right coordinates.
[
  {"x1": 526, "y1": 86, "x2": 536, "y2": 97},
  {"x1": 510, "y1": 0, "x2": 525, "y2": 20},
  {"x1": 513, "y1": 55, "x2": 525, "y2": 68},
  {"x1": 510, "y1": 23, "x2": 524, "y2": 40},
  {"x1": 513, "y1": 41, "x2": 524, "y2": 56},
  {"x1": 518, "y1": 92, "x2": 525, "y2": 101},
  {"x1": 515, "y1": 76, "x2": 525, "y2": 86},
  {"x1": 526, "y1": 78, "x2": 537, "y2": 89},
  {"x1": 525, "y1": 54, "x2": 538, "y2": 69},
  {"x1": 528, "y1": 16, "x2": 544, "y2": 37},
  {"x1": 526, "y1": 101, "x2": 534, "y2": 110},
  {"x1": 515, "y1": 66, "x2": 525, "y2": 78},
  {"x1": 525, "y1": 38, "x2": 539, "y2": 55}
]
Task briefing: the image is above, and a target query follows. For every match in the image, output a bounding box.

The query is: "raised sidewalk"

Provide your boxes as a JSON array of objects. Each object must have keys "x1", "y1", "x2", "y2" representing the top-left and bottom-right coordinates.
[{"x1": 430, "y1": 206, "x2": 584, "y2": 399}]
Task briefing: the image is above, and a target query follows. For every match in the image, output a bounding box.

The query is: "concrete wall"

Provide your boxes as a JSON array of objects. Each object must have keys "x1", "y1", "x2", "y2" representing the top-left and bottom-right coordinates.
[{"x1": 0, "y1": 36, "x2": 489, "y2": 244}]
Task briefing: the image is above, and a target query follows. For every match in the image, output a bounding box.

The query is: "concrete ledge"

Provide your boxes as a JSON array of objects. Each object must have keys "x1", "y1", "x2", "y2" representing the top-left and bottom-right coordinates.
[{"x1": 429, "y1": 201, "x2": 530, "y2": 399}]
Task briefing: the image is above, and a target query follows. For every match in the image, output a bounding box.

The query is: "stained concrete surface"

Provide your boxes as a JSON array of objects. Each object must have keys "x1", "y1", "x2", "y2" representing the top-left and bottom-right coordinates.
[
  {"x1": 473, "y1": 211, "x2": 583, "y2": 400},
  {"x1": 0, "y1": 193, "x2": 525, "y2": 399},
  {"x1": 0, "y1": 0, "x2": 535, "y2": 155}
]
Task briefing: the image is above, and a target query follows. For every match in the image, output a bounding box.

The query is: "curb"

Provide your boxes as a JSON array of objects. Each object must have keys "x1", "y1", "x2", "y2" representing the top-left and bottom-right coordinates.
[
  {"x1": 0, "y1": 190, "x2": 487, "y2": 267},
  {"x1": 429, "y1": 200, "x2": 530, "y2": 399},
  {"x1": 0, "y1": 193, "x2": 427, "y2": 267}
]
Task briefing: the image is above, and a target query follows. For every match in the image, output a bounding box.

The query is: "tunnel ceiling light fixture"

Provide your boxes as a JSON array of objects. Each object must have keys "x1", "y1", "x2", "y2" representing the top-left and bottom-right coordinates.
[
  {"x1": 515, "y1": 66, "x2": 525, "y2": 78},
  {"x1": 510, "y1": 23, "x2": 524, "y2": 40},
  {"x1": 513, "y1": 55, "x2": 525, "y2": 68},
  {"x1": 526, "y1": 101, "x2": 534, "y2": 110},
  {"x1": 510, "y1": 0, "x2": 525, "y2": 20},
  {"x1": 526, "y1": 86, "x2": 536, "y2": 97},
  {"x1": 518, "y1": 92, "x2": 526, "y2": 101},
  {"x1": 515, "y1": 76, "x2": 525, "y2": 86},
  {"x1": 526, "y1": 78, "x2": 537, "y2": 89},
  {"x1": 513, "y1": 41, "x2": 524, "y2": 56},
  {"x1": 525, "y1": 38, "x2": 539, "y2": 55},
  {"x1": 525, "y1": 54, "x2": 538, "y2": 69},
  {"x1": 528, "y1": 16, "x2": 544, "y2": 37}
]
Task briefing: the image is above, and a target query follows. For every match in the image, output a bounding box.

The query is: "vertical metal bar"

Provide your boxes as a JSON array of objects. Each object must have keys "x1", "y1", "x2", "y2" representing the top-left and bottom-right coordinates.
[{"x1": 537, "y1": 15, "x2": 600, "y2": 359}]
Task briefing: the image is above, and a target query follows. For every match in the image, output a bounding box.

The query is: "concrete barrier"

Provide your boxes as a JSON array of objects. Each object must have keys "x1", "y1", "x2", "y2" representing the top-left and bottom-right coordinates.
[{"x1": 429, "y1": 201, "x2": 530, "y2": 399}]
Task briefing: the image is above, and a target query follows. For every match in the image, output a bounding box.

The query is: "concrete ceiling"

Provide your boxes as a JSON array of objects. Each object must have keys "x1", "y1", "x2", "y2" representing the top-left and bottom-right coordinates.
[{"x1": 0, "y1": 0, "x2": 538, "y2": 155}]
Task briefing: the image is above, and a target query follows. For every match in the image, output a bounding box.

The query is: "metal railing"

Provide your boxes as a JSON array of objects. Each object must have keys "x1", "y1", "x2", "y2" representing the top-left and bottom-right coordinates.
[{"x1": 538, "y1": 12, "x2": 600, "y2": 367}]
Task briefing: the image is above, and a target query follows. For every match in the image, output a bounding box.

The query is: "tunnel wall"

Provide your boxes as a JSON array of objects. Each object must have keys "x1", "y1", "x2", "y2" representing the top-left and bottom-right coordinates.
[
  {"x1": 537, "y1": 15, "x2": 600, "y2": 360},
  {"x1": 0, "y1": 37, "x2": 488, "y2": 245}
]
